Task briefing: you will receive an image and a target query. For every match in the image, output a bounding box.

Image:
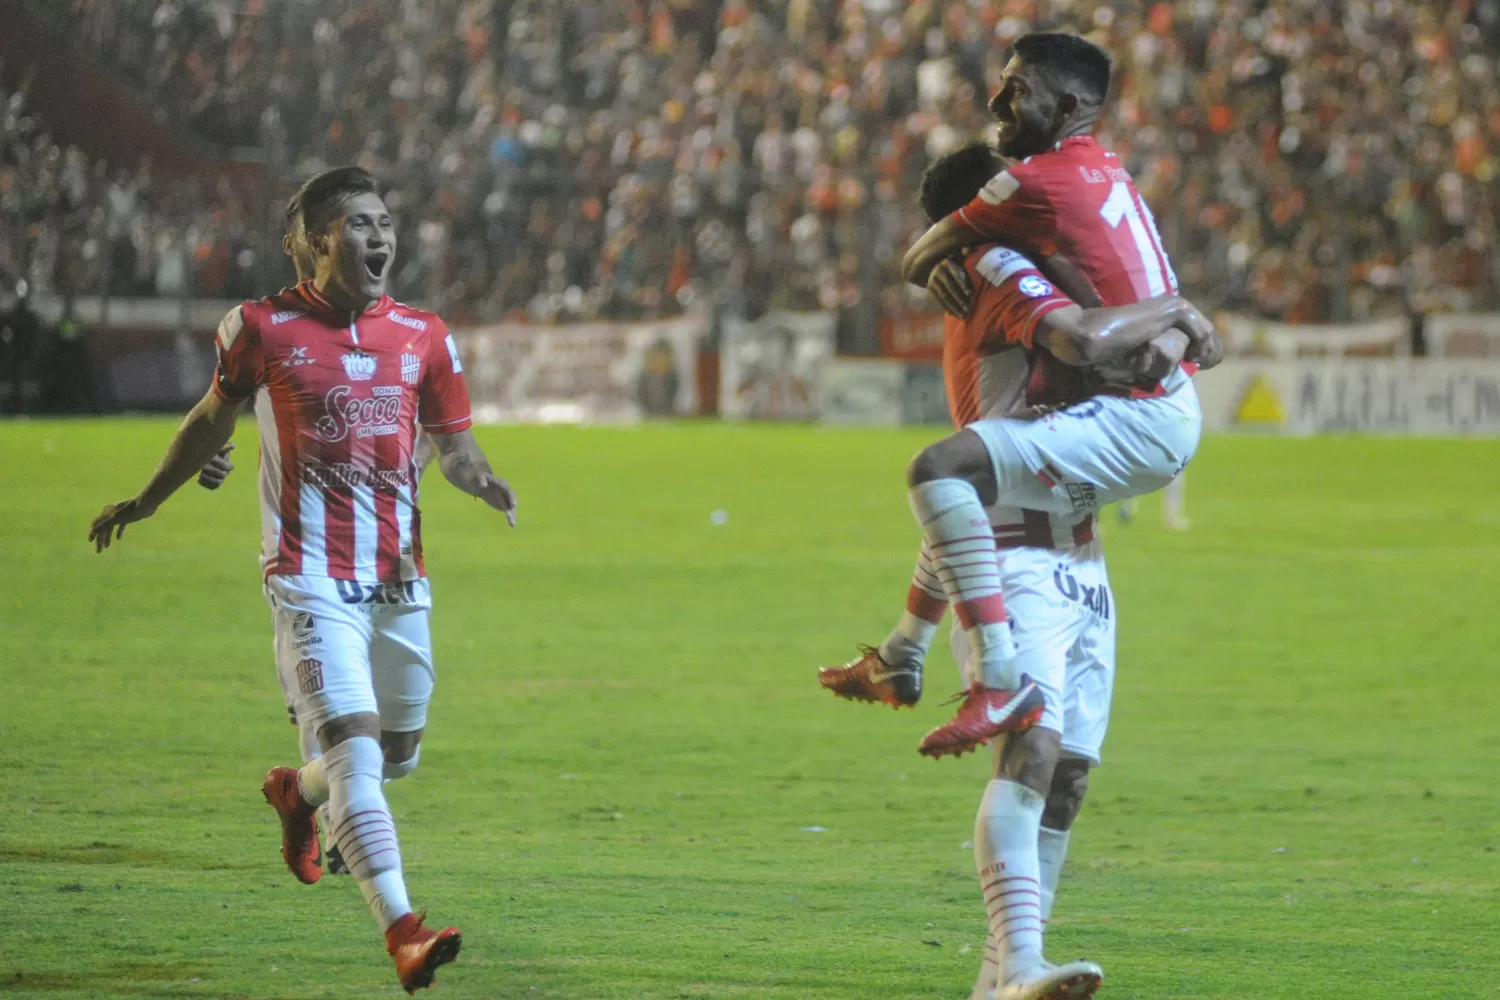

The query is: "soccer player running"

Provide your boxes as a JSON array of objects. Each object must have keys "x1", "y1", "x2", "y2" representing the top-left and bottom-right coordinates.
[
  {"x1": 194, "y1": 195, "x2": 439, "y2": 879},
  {"x1": 822, "y1": 142, "x2": 1215, "y2": 1000},
  {"x1": 88, "y1": 167, "x2": 515, "y2": 993}
]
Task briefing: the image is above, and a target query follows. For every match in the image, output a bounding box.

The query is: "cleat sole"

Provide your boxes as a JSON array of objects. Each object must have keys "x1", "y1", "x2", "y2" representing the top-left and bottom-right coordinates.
[
  {"x1": 403, "y1": 931, "x2": 462, "y2": 994},
  {"x1": 1044, "y1": 972, "x2": 1102, "y2": 1000}
]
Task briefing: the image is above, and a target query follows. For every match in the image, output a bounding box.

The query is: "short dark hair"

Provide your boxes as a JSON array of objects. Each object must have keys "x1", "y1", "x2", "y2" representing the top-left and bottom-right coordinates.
[
  {"x1": 1013, "y1": 32, "x2": 1113, "y2": 108},
  {"x1": 918, "y1": 141, "x2": 1005, "y2": 223},
  {"x1": 287, "y1": 166, "x2": 381, "y2": 235}
]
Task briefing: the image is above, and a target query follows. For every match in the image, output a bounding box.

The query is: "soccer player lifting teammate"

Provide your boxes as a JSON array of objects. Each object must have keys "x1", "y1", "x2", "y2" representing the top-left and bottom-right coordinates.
[
  {"x1": 894, "y1": 33, "x2": 1211, "y2": 754},
  {"x1": 88, "y1": 167, "x2": 515, "y2": 994},
  {"x1": 825, "y1": 141, "x2": 1216, "y2": 1000}
]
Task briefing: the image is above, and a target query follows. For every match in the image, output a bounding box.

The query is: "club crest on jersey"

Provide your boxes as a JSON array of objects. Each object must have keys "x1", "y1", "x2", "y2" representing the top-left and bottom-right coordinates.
[
  {"x1": 401, "y1": 353, "x2": 421, "y2": 385},
  {"x1": 341, "y1": 351, "x2": 377, "y2": 381},
  {"x1": 1018, "y1": 275, "x2": 1053, "y2": 298},
  {"x1": 296, "y1": 658, "x2": 324, "y2": 694}
]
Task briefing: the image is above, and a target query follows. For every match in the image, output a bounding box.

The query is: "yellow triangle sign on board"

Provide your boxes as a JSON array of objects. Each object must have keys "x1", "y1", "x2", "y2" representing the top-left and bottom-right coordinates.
[{"x1": 1234, "y1": 373, "x2": 1285, "y2": 425}]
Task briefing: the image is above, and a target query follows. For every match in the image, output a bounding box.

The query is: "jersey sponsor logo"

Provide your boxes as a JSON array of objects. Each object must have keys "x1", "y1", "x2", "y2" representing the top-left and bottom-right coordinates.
[
  {"x1": 270, "y1": 309, "x2": 306, "y2": 325},
  {"x1": 340, "y1": 351, "x2": 377, "y2": 381},
  {"x1": 1063, "y1": 482, "x2": 1099, "y2": 513},
  {"x1": 1052, "y1": 567, "x2": 1111, "y2": 620},
  {"x1": 401, "y1": 352, "x2": 421, "y2": 385},
  {"x1": 295, "y1": 657, "x2": 324, "y2": 694},
  {"x1": 282, "y1": 345, "x2": 316, "y2": 368},
  {"x1": 334, "y1": 579, "x2": 419, "y2": 605},
  {"x1": 445, "y1": 334, "x2": 463, "y2": 373},
  {"x1": 978, "y1": 171, "x2": 1021, "y2": 205},
  {"x1": 302, "y1": 459, "x2": 414, "y2": 490},
  {"x1": 390, "y1": 312, "x2": 428, "y2": 332},
  {"x1": 315, "y1": 385, "x2": 403, "y2": 443},
  {"x1": 290, "y1": 612, "x2": 316, "y2": 643},
  {"x1": 1017, "y1": 275, "x2": 1054, "y2": 298}
]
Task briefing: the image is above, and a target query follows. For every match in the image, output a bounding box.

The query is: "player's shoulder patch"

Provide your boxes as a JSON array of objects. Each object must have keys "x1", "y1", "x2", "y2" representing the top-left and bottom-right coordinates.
[
  {"x1": 974, "y1": 245, "x2": 1039, "y2": 288},
  {"x1": 217, "y1": 304, "x2": 247, "y2": 350},
  {"x1": 444, "y1": 333, "x2": 463, "y2": 374},
  {"x1": 976, "y1": 170, "x2": 1021, "y2": 206},
  {"x1": 1016, "y1": 274, "x2": 1055, "y2": 299}
]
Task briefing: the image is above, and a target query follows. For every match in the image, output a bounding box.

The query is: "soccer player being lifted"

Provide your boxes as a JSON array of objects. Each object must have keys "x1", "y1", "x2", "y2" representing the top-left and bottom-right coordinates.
[
  {"x1": 89, "y1": 167, "x2": 515, "y2": 994},
  {"x1": 195, "y1": 194, "x2": 439, "y2": 878}
]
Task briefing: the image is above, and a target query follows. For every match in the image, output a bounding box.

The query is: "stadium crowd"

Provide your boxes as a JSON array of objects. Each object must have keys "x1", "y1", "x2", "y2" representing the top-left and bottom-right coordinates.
[{"x1": 4, "y1": 0, "x2": 1500, "y2": 327}]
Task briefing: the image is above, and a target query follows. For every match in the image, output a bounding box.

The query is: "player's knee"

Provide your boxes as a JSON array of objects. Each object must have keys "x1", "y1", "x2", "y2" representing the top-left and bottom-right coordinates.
[
  {"x1": 998, "y1": 726, "x2": 1062, "y2": 796},
  {"x1": 908, "y1": 437, "x2": 966, "y2": 487},
  {"x1": 316, "y1": 711, "x2": 382, "y2": 752},
  {"x1": 380, "y1": 728, "x2": 423, "y2": 780},
  {"x1": 382, "y1": 745, "x2": 420, "y2": 781},
  {"x1": 1042, "y1": 757, "x2": 1091, "y2": 831}
]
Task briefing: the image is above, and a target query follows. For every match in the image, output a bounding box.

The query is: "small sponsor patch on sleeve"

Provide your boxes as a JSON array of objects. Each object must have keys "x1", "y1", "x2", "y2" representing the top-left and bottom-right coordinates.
[
  {"x1": 216, "y1": 306, "x2": 245, "y2": 349},
  {"x1": 1017, "y1": 275, "x2": 1054, "y2": 298},
  {"x1": 445, "y1": 334, "x2": 463, "y2": 373},
  {"x1": 977, "y1": 170, "x2": 1021, "y2": 205}
]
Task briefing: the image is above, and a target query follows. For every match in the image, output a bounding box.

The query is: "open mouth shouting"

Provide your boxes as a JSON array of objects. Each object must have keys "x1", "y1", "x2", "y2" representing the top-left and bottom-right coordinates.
[{"x1": 363, "y1": 249, "x2": 391, "y2": 284}]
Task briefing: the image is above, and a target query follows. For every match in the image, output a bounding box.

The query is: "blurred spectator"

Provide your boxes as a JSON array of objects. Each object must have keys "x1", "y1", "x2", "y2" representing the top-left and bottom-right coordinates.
[{"x1": 1, "y1": 0, "x2": 1496, "y2": 329}]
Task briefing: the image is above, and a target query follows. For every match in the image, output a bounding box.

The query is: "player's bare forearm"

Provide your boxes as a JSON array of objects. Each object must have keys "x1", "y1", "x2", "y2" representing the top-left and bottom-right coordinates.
[
  {"x1": 414, "y1": 433, "x2": 437, "y2": 479},
  {"x1": 1035, "y1": 295, "x2": 1214, "y2": 368},
  {"x1": 428, "y1": 428, "x2": 517, "y2": 525},
  {"x1": 901, "y1": 217, "x2": 970, "y2": 287},
  {"x1": 139, "y1": 390, "x2": 244, "y2": 511},
  {"x1": 89, "y1": 388, "x2": 243, "y2": 551}
]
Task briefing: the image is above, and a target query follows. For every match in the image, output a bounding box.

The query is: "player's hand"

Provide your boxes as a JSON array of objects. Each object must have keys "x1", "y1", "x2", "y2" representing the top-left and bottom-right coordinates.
[
  {"x1": 474, "y1": 474, "x2": 517, "y2": 526},
  {"x1": 1129, "y1": 334, "x2": 1188, "y2": 384},
  {"x1": 1187, "y1": 327, "x2": 1225, "y2": 370},
  {"x1": 1170, "y1": 298, "x2": 1219, "y2": 365},
  {"x1": 927, "y1": 258, "x2": 974, "y2": 318},
  {"x1": 88, "y1": 497, "x2": 156, "y2": 552},
  {"x1": 197, "y1": 443, "x2": 235, "y2": 490}
]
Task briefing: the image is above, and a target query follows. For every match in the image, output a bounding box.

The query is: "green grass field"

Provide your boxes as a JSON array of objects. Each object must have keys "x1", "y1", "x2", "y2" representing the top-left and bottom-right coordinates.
[{"x1": 2, "y1": 419, "x2": 1499, "y2": 999}]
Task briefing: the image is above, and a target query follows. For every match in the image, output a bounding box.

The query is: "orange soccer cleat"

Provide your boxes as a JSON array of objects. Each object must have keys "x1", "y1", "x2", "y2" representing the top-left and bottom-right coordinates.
[
  {"x1": 817, "y1": 645, "x2": 922, "y2": 709},
  {"x1": 917, "y1": 678, "x2": 1045, "y2": 759},
  {"x1": 386, "y1": 911, "x2": 463, "y2": 994},
  {"x1": 260, "y1": 766, "x2": 321, "y2": 885}
]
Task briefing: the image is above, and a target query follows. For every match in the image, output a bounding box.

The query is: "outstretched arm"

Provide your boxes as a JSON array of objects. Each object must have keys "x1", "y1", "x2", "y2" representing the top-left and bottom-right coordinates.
[
  {"x1": 1032, "y1": 294, "x2": 1218, "y2": 369},
  {"x1": 89, "y1": 387, "x2": 245, "y2": 551},
  {"x1": 901, "y1": 216, "x2": 970, "y2": 288},
  {"x1": 426, "y1": 428, "x2": 516, "y2": 525}
]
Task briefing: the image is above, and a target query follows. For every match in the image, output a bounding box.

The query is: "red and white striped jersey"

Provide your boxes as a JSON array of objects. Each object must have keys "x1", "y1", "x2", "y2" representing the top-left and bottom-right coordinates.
[
  {"x1": 952, "y1": 135, "x2": 1179, "y2": 309},
  {"x1": 942, "y1": 245, "x2": 1096, "y2": 552},
  {"x1": 212, "y1": 281, "x2": 472, "y2": 583}
]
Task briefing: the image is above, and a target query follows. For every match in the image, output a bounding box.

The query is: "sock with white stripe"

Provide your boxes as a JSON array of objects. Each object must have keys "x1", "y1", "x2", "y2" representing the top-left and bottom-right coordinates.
[
  {"x1": 323, "y1": 736, "x2": 412, "y2": 932},
  {"x1": 1038, "y1": 826, "x2": 1071, "y2": 929},
  {"x1": 976, "y1": 779, "x2": 1046, "y2": 978},
  {"x1": 908, "y1": 480, "x2": 1016, "y2": 688},
  {"x1": 878, "y1": 541, "x2": 946, "y2": 667}
]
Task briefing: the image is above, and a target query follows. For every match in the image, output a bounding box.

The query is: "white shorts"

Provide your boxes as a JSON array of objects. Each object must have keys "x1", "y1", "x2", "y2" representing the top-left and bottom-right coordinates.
[
  {"x1": 969, "y1": 373, "x2": 1201, "y2": 517},
  {"x1": 952, "y1": 542, "x2": 1116, "y2": 764},
  {"x1": 265, "y1": 574, "x2": 436, "y2": 737}
]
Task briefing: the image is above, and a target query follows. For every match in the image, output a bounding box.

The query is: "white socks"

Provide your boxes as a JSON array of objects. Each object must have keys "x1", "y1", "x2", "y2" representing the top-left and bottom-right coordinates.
[
  {"x1": 322, "y1": 736, "x2": 411, "y2": 932},
  {"x1": 976, "y1": 779, "x2": 1045, "y2": 977},
  {"x1": 1038, "y1": 826, "x2": 1071, "y2": 926},
  {"x1": 298, "y1": 756, "x2": 330, "y2": 806},
  {"x1": 909, "y1": 480, "x2": 1016, "y2": 688}
]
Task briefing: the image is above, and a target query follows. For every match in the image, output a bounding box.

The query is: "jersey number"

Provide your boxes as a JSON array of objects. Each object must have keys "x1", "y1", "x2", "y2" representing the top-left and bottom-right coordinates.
[{"x1": 1099, "y1": 181, "x2": 1177, "y2": 297}]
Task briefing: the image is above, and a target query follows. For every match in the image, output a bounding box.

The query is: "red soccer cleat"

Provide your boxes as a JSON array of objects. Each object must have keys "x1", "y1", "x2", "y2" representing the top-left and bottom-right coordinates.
[
  {"x1": 260, "y1": 766, "x2": 321, "y2": 885},
  {"x1": 817, "y1": 645, "x2": 922, "y2": 709},
  {"x1": 917, "y1": 678, "x2": 1045, "y2": 759},
  {"x1": 386, "y1": 911, "x2": 463, "y2": 994}
]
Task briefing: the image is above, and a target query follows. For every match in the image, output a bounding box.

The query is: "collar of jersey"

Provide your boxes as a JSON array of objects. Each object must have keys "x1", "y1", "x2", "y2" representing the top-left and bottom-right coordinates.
[
  {"x1": 294, "y1": 280, "x2": 394, "y2": 322},
  {"x1": 1053, "y1": 135, "x2": 1099, "y2": 152}
]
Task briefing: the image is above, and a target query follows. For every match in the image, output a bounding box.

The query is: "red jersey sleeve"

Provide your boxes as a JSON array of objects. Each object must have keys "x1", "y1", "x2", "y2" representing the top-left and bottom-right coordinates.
[
  {"x1": 212, "y1": 305, "x2": 264, "y2": 402},
  {"x1": 950, "y1": 159, "x2": 1057, "y2": 255},
  {"x1": 418, "y1": 320, "x2": 473, "y2": 434},
  {"x1": 966, "y1": 246, "x2": 1074, "y2": 349}
]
